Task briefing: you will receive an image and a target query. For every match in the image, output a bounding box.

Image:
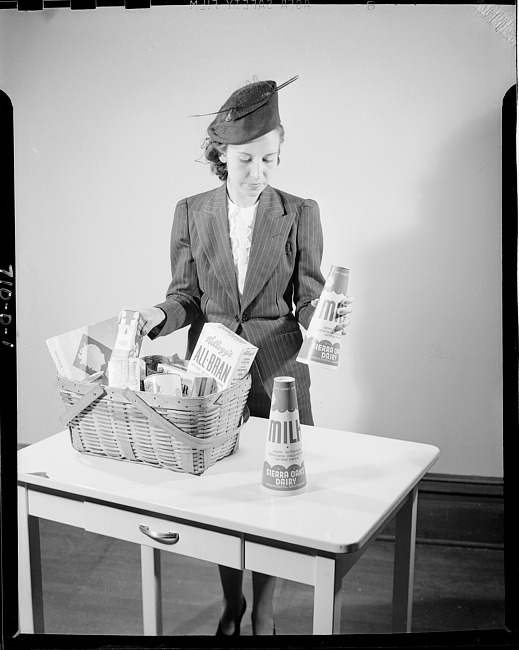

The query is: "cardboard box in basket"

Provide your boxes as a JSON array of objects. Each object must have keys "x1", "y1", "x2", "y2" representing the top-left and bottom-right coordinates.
[
  {"x1": 157, "y1": 363, "x2": 217, "y2": 397},
  {"x1": 187, "y1": 322, "x2": 258, "y2": 391},
  {"x1": 108, "y1": 310, "x2": 146, "y2": 389}
]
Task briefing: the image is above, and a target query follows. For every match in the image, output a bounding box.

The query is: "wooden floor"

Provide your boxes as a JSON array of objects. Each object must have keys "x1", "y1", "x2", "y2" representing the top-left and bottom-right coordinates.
[{"x1": 35, "y1": 519, "x2": 505, "y2": 637}]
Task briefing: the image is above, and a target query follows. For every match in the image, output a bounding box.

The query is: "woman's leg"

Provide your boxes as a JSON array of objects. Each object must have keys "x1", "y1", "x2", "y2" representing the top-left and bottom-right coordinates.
[
  {"x1": 251, "y1": 572, "x2": 277, "y2": 635},
  {"x1": 217, "y1": 565, "x2": 245, "y2": 635}
]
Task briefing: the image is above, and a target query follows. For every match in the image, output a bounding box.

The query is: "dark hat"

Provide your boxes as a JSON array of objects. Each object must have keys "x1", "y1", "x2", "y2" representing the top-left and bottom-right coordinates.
[{"x1": 197, "y1": 76, "x2": 298, "y2": 145}]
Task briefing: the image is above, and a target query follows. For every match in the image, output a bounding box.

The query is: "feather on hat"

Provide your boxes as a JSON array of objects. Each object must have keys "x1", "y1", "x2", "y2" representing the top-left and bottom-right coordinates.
[{"x1": 193, "y1": 76, "x2": 298, "y2": 145}]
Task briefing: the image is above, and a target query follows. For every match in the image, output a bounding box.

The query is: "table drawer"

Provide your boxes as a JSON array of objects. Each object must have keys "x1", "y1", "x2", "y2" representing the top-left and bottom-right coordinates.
[
  {"x1": 84, "y1": 502, "x2": 243, "y2": 569},
  {"x1": 28, "y1": 490, "x2": 85, "y2": 528},
  {"x1": 245, "y1": 540, "x2": 316, "y2": 584}
]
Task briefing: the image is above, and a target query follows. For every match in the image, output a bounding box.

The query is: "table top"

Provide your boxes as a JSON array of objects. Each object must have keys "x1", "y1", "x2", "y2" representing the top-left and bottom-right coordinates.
[{"x1": 18, "y1": 417, "x2": 439, "y2": 554}]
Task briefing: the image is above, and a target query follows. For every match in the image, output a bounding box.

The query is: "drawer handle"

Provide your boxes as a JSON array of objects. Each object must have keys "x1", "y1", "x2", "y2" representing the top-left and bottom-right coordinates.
[{"x1": 139, "y1": 524, "x2": 180, "y2": 545}]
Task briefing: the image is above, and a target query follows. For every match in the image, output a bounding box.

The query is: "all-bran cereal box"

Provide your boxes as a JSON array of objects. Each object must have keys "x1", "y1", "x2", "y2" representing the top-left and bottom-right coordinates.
[{"x1": 187, "y1": 322, "x2": 258, "y2": 391}]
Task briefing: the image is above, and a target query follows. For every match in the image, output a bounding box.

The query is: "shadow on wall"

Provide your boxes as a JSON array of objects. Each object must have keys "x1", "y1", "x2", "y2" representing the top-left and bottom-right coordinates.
[{"x1": 356, "y1": 108, "x2": 503, "y2": 452}]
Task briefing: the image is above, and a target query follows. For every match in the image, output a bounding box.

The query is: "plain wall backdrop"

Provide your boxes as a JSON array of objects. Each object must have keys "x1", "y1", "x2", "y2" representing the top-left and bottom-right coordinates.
[{"x1": 0, "y1": 4, "x2": 513, "y2": 476}]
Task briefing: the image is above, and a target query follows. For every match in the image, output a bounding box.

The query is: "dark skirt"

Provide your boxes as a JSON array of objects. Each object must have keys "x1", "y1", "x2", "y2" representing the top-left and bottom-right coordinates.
[{"x1": 247, "y1": 358, "x2": 314, "y2": 426}]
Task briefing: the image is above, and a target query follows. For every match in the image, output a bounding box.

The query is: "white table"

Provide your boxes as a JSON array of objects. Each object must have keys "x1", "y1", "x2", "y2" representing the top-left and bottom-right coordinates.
[{"x1": 18, "y1": 417, "x2": 439, "y2": 635}]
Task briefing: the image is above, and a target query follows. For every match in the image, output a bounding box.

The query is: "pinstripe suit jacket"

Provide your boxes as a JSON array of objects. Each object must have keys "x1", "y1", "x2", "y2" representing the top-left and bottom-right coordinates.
[{"x1": 150, "y1": 183, "x2": 325, "y2": 423}]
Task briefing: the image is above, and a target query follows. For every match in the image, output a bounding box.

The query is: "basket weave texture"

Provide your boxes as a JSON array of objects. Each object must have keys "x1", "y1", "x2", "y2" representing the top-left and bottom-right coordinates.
[{"x1": 56, "y1": 374, "x2": 251, "y2": 475}]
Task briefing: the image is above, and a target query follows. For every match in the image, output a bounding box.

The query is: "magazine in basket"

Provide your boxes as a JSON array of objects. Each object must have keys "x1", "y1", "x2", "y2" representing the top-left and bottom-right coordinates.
[{"x1": 46, "y1": 316, "x2": 118, "y2": 381}]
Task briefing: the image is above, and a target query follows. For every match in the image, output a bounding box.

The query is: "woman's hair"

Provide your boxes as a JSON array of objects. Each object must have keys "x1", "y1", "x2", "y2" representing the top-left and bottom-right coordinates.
[{"x1": 204, "y1": 124, "x2": 285, "y2": 182}]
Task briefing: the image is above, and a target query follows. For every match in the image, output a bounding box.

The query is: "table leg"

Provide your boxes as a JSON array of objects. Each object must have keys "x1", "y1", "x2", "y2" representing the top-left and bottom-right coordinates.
[
  {"x1": 313, "y1": 555, "x2": 342, "y2": 635},
  {"x1": 392, "y1": 486, "x2": 418, "y2": 633},
  {"x1": 18, "y1": 485, "x2": 44, "y2": 633},
  {"x1": 140, "y1": 546, "x2": 163, "y2": 636}
]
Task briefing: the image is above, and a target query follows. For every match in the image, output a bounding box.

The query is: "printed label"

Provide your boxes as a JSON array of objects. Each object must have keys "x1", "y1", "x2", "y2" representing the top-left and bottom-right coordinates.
[
  {"x1": 298, "y1": 336, "x2": 340, "y2": 366},
  {"x1": 262, "y1": 461, "x2": 307, "y2": 491},
  {"x1": 74, "y1": 334, "x2": 112, "y2": 375}
]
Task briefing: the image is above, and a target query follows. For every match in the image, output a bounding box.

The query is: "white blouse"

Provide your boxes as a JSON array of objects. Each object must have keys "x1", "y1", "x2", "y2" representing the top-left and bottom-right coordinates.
[{"x1": 227, "y1": 198, "x2": 258, "y2": 295}]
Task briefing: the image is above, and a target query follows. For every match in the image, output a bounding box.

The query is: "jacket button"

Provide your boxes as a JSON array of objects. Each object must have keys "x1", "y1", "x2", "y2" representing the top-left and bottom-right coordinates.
[
  {"x1": 241, "y1": 314, "x2": 248, "y2": 322},
  {"x1": 234, "y1": 315, "x2": 240, "y2": 323}
]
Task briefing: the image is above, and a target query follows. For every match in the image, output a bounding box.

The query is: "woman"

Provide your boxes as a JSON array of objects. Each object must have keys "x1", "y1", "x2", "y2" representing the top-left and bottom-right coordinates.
[{"x1": 127, "y1": 77, "x2": 352, "y2": 635}]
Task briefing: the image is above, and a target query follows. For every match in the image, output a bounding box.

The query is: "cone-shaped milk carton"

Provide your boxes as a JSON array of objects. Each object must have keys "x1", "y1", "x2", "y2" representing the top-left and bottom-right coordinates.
[
  {"x1": 262, "y1": 377, "x2": 307, "y2": 496},
  {"x1": 297, "y1": 265, "x2": 349, "y2": 370}
]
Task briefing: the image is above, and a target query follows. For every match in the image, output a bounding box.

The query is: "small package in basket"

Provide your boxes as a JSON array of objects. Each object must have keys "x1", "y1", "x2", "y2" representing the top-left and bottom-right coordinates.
[
  {"x1": 187, "y1": 322, "x2": 258, "y2": 391},
  {"x1": 143, "y1": 372, "x2": 182, "y2": 396},
  {"x1": 157, "y1": 363, "x2": 217, "y2": 397}
]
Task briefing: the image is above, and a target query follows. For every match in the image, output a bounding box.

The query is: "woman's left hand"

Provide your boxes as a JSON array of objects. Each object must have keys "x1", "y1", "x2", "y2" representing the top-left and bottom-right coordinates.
[
  {"x1": 311, "y1": 296, "x2": 353, "y2": 336},
  {"x1": 333, "y1": 296, "x2": 353, "y2": 335}
]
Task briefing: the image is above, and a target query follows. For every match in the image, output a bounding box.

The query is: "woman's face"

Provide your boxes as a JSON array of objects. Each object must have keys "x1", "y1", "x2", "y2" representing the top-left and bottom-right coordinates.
[{"x1": 220, "y1": 129, "x2": 281, "y2": 207}]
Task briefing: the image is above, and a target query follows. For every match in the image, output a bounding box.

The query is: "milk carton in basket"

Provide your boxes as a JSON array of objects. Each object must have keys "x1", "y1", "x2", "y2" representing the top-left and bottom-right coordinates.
[
  {"x1": 108, "y1": 310, "x2": 146, "y2": 389},
  {"x1": 187, "y1": 322, "x2": 258, "y2": 391}
]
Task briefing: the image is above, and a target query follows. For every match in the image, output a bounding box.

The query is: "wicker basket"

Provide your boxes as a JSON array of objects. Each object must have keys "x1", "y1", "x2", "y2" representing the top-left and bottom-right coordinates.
[{"x1": 56, "y1": 374, "x2": 251, "y2": 475}]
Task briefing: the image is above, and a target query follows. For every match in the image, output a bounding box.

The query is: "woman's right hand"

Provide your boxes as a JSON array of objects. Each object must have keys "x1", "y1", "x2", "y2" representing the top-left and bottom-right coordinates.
[{"x1": 118, "y1": 307, "x2": 166, "y2": 337}]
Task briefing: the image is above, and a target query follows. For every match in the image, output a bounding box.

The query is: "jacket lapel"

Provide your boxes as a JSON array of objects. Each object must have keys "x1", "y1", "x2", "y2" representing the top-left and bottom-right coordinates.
[
  {"x1": 198, "y1": 184, "x2": 240, "y2": 311},
  {"x1": 241, "y1": 186, "x2": 294, "y2": 311}
]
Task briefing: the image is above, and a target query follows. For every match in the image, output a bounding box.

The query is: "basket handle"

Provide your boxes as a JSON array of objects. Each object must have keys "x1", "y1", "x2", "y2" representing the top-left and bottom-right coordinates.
[
  {"x1": 122, "y1": 388, "x2": 241, "y2": 449},
  {"x1": 60, "y1": 384, "x2": 106, "y2": 427}
]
